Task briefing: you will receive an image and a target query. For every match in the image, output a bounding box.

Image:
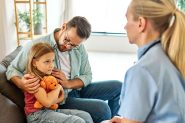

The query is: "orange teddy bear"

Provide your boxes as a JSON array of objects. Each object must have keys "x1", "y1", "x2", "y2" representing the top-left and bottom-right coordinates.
[{"x1": 34, "y1": 76, "x2": 59, "y2": 110}]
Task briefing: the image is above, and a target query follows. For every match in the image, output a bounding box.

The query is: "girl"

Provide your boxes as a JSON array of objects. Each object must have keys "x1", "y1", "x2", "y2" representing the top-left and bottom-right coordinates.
[{"x1": 24, "y1": 42, "x2": 93, "y2": 123}]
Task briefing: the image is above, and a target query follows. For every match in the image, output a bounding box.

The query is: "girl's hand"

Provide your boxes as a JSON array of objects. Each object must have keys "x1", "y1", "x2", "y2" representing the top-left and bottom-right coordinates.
[{"x1": 56, "y1": 86, "x2": 65, "y2": 103}]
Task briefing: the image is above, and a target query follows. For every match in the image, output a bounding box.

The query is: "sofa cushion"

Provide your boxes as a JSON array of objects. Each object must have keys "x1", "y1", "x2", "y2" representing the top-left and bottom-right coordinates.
[
  {"x1": 0, "y1": 93, "x2": 26, "y2": 123},
  {"x1": 0, "y1": 46, "x2": 24, "y2": 108}
]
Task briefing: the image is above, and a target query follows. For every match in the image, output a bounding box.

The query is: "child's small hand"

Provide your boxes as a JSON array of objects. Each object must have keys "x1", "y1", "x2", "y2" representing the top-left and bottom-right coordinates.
[
  {"x1": 56, "y1": 84, "x2": 62, "y2": 89},
  {"x1": 56, "y1": 86, "x2": 65, "y2": 103}
]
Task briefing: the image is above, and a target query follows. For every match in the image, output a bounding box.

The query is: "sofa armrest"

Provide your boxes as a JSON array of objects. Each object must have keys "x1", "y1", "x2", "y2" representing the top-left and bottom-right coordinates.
[
  {"x1": 0, "y1": 93, "x2": 26, "y2": 123},
  {"x1": 1, "y1": 46, "x2": 22, "y2": 68},
  {"x1": 0, "y1": 46, "x2": 26, "y2": 122},
  {"x1": 0, "y1": 46, "x2": 24, "y2": 108},
  {"x1": 0, "y1": 64, "x2": 24, "y2": 109}
]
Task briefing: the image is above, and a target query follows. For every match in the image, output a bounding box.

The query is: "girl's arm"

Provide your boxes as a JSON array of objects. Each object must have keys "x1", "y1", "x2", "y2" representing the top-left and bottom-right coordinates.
[
  {"x1": 56, "y1": 86, "x2": 65, "y2": 103},
  {"x1": 34, "y1": 84, "x2": 62, "y2": 108}
]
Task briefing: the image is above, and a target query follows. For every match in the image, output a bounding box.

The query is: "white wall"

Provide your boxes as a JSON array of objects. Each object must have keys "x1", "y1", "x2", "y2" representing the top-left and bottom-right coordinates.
[
  {"x1": 85, "y1": 35, "x2": 137, "y2": 53},
  {"x1": 0, "y1": 0, "x2": 17, "y2": 61},
  {"x1": 0, "y1": 0, "x2": 137, "y2": 61},
  {"x1": 47, "y1": 0, "x2": 65, "y2": 33},
  {"x1": 0, "y1": 0, "x2": 6, "y2": 61},
  {"x1": 0, "y1": 0, "x2": 64, "y2": 61}
]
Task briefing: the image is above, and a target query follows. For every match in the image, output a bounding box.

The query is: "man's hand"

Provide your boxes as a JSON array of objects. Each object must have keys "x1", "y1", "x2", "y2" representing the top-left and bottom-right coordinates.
[
  {"x1": 52, "y1": 68, "x2": 69, "y2": 88},
  {"x1": 52, "y1": 68, "x2": 84, "y2": 89},
  {"x1": 21, "y1": 74, "x2": 40, "y2": 93}
]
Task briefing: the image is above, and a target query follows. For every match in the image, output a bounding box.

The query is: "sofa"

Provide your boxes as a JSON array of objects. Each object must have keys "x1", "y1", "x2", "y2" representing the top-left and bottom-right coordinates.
[{"x1": 0, "y1": 46, "x2": 27, "y2": 123}]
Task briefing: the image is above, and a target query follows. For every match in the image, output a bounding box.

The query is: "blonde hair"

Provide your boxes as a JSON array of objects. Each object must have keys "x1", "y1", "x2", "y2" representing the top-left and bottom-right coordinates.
[
  {"x1": 130, "y1": 0, "x2": 185, "y2": 78},
  {"x1": 26, "y1": 42, "x2": 54, "y2": 78}
]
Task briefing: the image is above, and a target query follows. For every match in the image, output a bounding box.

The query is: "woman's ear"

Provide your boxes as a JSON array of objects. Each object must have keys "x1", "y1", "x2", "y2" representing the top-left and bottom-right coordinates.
[{"x1": 138, "y1": 17, "x2": 147, "y2": 32}]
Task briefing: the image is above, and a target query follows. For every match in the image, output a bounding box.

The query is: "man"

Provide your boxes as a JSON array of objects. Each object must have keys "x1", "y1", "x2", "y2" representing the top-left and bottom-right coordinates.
[{"x1": 6, "y1": 16, "x2": 122, "y2": 123}]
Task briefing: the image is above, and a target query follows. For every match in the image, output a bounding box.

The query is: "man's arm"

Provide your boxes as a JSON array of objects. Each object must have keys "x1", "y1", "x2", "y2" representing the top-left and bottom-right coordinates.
[
  {"x1": 10, "y1": 76, "x2": 23, "y2": 89},
  {"x1": 6, "y1": 42, "x2": 40, "y2": 93},
  {"x1": 11, "y1": 74, "x2": 40, "y2": 93},
  {"x1": 64, "y1": 44, "x2": 92, "y2": 88},
  {"x1": 52, "y1": 45, "x2": 92, "y2": 89},
  {"x1": 76, "y1": 45, "x2": 92, "y2": 86}
]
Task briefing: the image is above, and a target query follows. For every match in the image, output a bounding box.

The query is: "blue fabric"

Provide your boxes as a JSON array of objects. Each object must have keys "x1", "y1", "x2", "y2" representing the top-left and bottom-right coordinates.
[
  {"x1": 118, "y1": 40, "x2": 185, "y2": 123},
  {"x1": 60, "y1": 80, "x2": 122, "y2": 123},
  {"x1": 27, "y1": 109, "x2": 93, "y2": 123}
]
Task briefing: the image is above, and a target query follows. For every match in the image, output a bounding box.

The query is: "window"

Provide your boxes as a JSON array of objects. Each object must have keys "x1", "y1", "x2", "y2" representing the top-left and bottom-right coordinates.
[{"x1": 68, "y1": 0, "x2": 131, "y2": 34}]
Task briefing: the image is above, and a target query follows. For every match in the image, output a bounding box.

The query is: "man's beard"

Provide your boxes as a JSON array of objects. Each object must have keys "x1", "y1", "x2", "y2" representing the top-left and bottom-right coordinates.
[{"x1": 57, "y1": 44, "x2": 71, "y2": 52}]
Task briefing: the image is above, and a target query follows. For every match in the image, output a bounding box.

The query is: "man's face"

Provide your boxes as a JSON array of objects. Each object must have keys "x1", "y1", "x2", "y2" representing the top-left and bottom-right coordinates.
[{"x1": 57, "y1": 27, "x2": 84, "y2": 52}]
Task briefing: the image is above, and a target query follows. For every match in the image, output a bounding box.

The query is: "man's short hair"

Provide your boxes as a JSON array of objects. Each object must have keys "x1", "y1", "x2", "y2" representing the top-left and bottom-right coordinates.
[{"x1": 67, "y1": 16, "x2": 91, "y2": 39}]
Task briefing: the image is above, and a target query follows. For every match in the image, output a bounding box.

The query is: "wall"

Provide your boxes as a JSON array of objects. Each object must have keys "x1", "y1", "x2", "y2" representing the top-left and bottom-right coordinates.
[
  {"x1": 85, "y1": 34, "x2": 137, "y2": 53},
  {"x1": 0, "y1": 0, "x2": 137, "y2": 61},
  {"x1": 47, "y1": 0, "x2": 66, "y2": 33},
  {"x1": 0, "y1": 0, "x2": 64, "y2": 61},
  {"x1": 0, "y1": 0, "x2": 6, "y2": 61},
  {"x1": 0, "y1": 0, "x2": 17, "y2": 61}
]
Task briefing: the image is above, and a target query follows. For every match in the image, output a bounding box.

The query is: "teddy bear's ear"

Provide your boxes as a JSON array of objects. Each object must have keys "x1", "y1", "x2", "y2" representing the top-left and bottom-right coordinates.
[{"x1": 40, "y1": 81, "x2": 46, "y2": 89}]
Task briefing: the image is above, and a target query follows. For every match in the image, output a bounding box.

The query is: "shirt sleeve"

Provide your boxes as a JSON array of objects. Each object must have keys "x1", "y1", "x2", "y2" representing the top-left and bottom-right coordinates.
[
  {"x1": 6, "y1": 42, "x2": 32, "y2": 80},
  {"x1": 75, "y1": 45, "x2": 92, "y2": 87},
  {"x1": 118, "y1": 65, "x2": 157, "y2": 121}
]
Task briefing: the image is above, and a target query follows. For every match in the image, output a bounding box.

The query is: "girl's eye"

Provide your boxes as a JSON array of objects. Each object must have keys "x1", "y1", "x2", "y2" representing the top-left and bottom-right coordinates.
[{"x1": 44, "y1": 61, "x2": 50, "y2": 64}]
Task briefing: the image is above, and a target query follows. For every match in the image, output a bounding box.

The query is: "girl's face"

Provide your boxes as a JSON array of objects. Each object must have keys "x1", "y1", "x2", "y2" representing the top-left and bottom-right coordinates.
[{"x1": 33, "y1": 52, "x2": 55, "y2": 75}]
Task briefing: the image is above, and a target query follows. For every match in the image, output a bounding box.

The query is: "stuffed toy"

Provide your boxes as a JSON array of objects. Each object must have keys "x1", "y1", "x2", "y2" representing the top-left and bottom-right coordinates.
[{"x1": 34, "y1": 75, "x2": 59, "y2": 110}]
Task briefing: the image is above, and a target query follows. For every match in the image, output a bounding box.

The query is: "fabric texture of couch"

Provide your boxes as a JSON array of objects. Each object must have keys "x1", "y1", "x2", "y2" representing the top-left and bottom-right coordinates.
[{"x1": 0, "y1": 46, "x2": 27, "y2": 123}]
